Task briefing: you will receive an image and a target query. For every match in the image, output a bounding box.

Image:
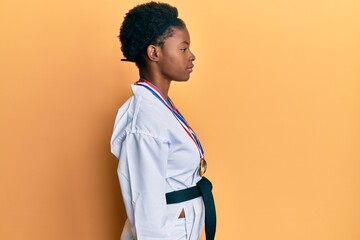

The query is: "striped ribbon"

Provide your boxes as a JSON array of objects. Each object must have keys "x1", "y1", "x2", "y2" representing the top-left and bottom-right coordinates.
[{"x1": 136, "y1": 79, "x2": 205, "y2": 159}]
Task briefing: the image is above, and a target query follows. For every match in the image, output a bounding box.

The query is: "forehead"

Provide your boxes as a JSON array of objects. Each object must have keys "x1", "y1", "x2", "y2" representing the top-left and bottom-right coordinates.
[{"x1": 163, "y1": 27, "x2": 190, "y2": 46}]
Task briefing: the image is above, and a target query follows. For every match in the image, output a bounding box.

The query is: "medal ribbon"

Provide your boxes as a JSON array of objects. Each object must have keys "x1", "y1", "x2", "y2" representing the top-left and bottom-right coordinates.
[{"x1": 136, "y1": 79, "x2": 205, "y2": 159}]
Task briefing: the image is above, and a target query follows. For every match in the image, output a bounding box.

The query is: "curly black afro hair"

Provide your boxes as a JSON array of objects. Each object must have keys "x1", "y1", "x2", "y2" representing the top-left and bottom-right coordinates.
[{"x1": 119, "y1": 1, "x2": 186, "y2": 68}]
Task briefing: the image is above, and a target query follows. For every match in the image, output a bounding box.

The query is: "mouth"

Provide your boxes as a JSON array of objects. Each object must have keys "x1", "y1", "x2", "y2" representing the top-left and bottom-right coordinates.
[{"x1": 186, "y1": 65, "x2": 194, "y2": 73}]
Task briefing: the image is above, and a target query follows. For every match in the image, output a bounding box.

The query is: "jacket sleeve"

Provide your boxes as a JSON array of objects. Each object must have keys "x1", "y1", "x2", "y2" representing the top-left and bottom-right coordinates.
[{"x1": 116, "y1": 132, "x2": 171, "y2": 239}]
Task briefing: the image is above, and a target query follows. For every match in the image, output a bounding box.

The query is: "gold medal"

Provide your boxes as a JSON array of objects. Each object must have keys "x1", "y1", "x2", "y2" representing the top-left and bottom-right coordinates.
[{"x1": 198, "y1": 158, "x2": 207, "y2": 176}]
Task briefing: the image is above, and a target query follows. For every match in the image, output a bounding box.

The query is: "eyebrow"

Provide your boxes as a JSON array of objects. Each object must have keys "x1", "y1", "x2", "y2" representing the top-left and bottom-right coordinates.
[{"x1": 180, "y1": 41, "x2": 190, "y2": 45}]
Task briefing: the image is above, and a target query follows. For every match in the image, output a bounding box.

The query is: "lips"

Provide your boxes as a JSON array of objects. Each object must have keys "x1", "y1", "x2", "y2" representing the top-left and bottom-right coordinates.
[{"x1": 187, "y1": 65, "x2": 194, "y2": 72}]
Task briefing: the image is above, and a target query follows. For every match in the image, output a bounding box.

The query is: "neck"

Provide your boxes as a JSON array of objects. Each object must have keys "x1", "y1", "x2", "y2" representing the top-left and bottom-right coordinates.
[{"x1": 139, "y1": 69, "x2": 171, "y2": 98}]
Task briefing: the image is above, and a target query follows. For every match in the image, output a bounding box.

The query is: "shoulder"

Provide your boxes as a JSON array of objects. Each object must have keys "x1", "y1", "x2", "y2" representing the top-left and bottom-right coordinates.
[
  {"x1": 132, "y1": 85, "x2": 174, "y2": 139},
  {"x1": 111, "y1": 84, "x2": 173, "y2": 144}
]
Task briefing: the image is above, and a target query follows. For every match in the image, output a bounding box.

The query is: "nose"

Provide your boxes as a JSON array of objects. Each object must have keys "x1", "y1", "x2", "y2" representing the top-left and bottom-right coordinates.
[{"x1": 190, "y1": 50, "x2": 196, "y2": 61}]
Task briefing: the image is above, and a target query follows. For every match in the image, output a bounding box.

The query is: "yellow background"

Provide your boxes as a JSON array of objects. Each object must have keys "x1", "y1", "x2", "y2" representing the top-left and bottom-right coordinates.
[{"x1": 1, "y1": 0, "x2": 359, "y2": 239}]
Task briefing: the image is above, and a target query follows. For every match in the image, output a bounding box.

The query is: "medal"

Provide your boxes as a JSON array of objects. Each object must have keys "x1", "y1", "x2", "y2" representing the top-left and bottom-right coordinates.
[
  {"x1": 198, "y1": 158, "x2": 207, "y2": 176},
  {"x1": 136, "y1": 79, "x2": 207, "y2": 176}
]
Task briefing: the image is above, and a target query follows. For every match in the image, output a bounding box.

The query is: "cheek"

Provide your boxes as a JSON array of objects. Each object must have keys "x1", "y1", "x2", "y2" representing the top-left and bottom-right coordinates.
[
  {"x1": 164, "y1": 53, "x2": 184, "y2": 70},
  {"x1": 165, "y1": 51, "x2": 180, "y2": 63}
]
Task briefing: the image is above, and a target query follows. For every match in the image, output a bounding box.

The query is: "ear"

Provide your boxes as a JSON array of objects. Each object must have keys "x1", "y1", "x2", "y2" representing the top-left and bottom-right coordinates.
[{"x1": 146, "y1": 45, "x2": 160, "y2": 62}]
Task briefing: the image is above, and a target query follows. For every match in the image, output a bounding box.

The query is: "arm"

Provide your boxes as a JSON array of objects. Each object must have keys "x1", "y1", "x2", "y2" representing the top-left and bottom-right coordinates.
[{"x1": 117, "y1": 132, "x2": 171, "y2": 239}]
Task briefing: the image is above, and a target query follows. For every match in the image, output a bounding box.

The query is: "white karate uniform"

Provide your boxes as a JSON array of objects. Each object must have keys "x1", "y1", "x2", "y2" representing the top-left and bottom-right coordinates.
[{"x1": 111, "y1": 84, "x2": 205, "y2": 240}]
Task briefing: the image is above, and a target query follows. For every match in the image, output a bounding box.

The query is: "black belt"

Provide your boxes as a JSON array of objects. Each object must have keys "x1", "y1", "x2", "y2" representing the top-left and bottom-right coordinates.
[{"x1": 165, "y1": 177, "x2": 216, "y2": 240}]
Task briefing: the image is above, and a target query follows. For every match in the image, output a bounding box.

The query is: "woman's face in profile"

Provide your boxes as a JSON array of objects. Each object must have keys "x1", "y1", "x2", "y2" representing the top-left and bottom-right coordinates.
[{"x1": 157, "y1": 27, "x2": 196, "y2": 82}]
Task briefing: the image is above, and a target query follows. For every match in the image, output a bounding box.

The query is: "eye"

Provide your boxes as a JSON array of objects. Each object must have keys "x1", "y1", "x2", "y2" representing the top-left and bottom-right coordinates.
[{"x1": 180, "y1": 48, "x2": 188, "y2": 52}]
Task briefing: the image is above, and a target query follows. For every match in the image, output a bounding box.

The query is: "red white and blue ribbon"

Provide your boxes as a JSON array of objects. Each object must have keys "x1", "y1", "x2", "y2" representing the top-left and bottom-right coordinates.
[{"x1": 136, "y1": 79, "x2": 205, "y2": 159}]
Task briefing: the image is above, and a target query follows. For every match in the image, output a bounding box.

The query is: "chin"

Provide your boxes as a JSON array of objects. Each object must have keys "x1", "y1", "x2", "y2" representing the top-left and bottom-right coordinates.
[
  {"x1": 179, "y1": 75, "x2": 191, "y2": 82},
  {"x1": 175, "y1": 78, "x2": 190, "y2": 82},
  {"x1": 171, "y1": 73, "x2": 191, "y2": 82}
]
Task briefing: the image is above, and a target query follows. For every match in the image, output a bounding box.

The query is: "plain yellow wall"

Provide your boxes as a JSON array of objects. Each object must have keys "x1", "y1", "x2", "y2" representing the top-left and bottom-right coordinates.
[{"x1": 1, "y1": 0, "x2": 359, "y2": 239}]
